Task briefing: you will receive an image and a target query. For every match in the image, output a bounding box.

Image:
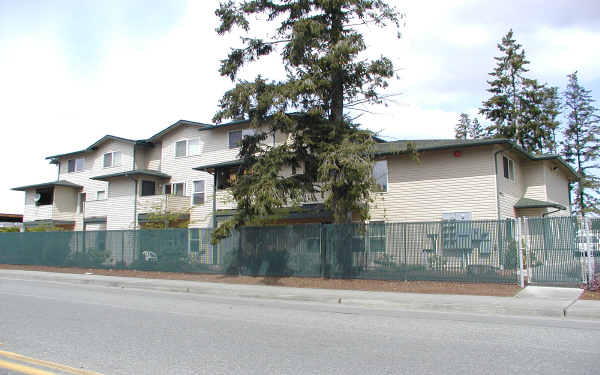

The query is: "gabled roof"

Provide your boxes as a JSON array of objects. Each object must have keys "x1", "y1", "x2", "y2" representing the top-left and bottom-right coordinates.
[
  {"x1": 90, "y1": 169, "x2": 171, "y2": 181},
  {"x1": 374, "y1": 138, "x2": 579, "y2": 180},
  {"x1": 45, "y1": 135, "x2": 142, "y2": 161},
  {"x1": 147, "y1": 120, "x2": 211, "y2": 142},
  {"x1": 197, "y1": 118, "x2": 250, "y2": 132},
  {"x1": 12, "y1": 180, "x2": 83, "y2": 191},
  {"x1": 514, "y1": 197, "x2": 566, "y2": 211}
]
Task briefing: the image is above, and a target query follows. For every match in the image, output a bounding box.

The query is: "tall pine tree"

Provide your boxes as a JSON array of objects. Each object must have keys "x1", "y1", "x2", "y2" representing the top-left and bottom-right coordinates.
[
  {"x1": 480, "y1": 30, "x2": 557, "y2": 153},
  {"x1": 562, "y1": 71, "x2": 600, "y2": 216},
  {"x1": 212, "y1": 1, "x2": 402, "y2": 240}
]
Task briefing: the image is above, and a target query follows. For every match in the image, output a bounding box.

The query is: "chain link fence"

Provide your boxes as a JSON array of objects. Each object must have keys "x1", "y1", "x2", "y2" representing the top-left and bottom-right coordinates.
[{"x1": 0, "y1": 217, "x2": 597, "y2": 285}]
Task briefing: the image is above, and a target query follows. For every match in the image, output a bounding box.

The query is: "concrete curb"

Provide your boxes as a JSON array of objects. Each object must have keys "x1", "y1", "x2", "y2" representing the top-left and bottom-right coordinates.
[{"x1": 1, "y1": 269, "x2": 598, "y2": 321}]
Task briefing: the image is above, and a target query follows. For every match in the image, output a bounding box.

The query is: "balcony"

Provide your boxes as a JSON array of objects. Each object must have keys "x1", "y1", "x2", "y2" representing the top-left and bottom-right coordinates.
[{"x1": 137, "y1": 194, "x2": 191, "y2": 214}]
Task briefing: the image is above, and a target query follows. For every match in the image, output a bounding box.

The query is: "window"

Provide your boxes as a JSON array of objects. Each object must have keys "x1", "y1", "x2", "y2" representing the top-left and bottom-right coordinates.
[
  {"x1": 97, "y1": 191, "x2": 106, "y2": 200},
  {"x1": 228, "y1": 128, "x2": 255, "y2": 148},
  {"x1": 372, "y1": 160, "x2": 388, "y2": 192},
  {"x1": 79, "y1": 193, "x2": 86, "y2": 213},
  {"x1": 193, "y1": 180, "x2": 205, "y2": 205},
  {"x1": 141, "y1": 180, "x2": 156, "y2": 197},
  {"x1": 35, "y1": 188, "x2": 53, "y2": 206},
  {"x1": 165, "y1": 182, "x2": 185, "y2": 196},
  {"x1": 67, "y1": 158, "x2": 84, "y2": 173},
  {"x1": 175, "y1": 139, "x2": 202, "y2": 158},
  {"x1": 503, "y1": 156, "x2": 515, "y2": 181},
  {"x1": 103, "y1": 152, "x2": 121, "y2": 168}
]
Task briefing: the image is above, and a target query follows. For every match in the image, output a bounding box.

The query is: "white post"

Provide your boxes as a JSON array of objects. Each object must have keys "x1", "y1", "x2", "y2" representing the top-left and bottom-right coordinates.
[
  {"x1": 517, "y1": 218, "x2": 525, "y2": 288},
  {"x1": 582, "y1": 218, "x2": 595, "y2": 284}
]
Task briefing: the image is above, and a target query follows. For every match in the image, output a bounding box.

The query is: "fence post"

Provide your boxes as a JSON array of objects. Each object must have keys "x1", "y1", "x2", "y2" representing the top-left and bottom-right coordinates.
[{"x1": 516, "y1": 218, "x2": 525, "y2": 288}]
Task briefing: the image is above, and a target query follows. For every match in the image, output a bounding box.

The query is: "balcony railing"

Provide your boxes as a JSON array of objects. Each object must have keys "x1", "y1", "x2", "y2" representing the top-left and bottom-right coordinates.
[{"x1": 137, "y1": 194, "x2": 191, "y2": 214}]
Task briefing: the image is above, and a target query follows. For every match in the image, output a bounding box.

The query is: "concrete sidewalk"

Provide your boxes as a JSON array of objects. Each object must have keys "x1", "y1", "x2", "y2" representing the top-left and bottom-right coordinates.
[{"x1": 0, "y1": 269, "x2": 598, "y2": 321}]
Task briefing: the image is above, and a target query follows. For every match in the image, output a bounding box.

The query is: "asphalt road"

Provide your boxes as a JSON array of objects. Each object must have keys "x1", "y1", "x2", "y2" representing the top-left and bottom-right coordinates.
[{"x1": 0, "y1": 278, "x2": 598, "y2": 375}]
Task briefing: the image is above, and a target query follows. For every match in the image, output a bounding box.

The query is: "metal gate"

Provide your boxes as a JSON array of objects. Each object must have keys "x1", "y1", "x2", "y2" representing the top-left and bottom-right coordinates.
[{"x1": 523, "y1": 217, "x2": 597, "y2": 286}]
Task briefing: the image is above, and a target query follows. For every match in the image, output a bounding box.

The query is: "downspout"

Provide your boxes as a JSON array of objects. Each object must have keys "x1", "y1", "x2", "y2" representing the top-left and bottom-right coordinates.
[
  {"x1": 493, "y1": 146, "x2": 511, "y2": 269},
  {"x1": 127, "y1": 175, "x2": 138, "y2": 230},
  {"x1": 211, "y1": 170, "x2": 217, "y2": 264}
]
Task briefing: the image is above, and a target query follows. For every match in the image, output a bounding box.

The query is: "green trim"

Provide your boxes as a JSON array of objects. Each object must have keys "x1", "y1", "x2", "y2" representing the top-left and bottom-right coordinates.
[
  {"x1": 90, "y1": 169, "x2": 171, "y2": 181},
  {"x1": 197, "y1": 119, "x2": 250, "y2": 132},
  {"x1": 12, "y1": 180, "x2": 83, "y2": 191},
  {"x1": 514, "y1": 197, "x2": 566, "y2": 210},
  {"x1": 194, "y1": 160, "x2": 243, "y2": 172},
  {"x1": 23, "y1": 219, "x2": 75, "y2": 226}
]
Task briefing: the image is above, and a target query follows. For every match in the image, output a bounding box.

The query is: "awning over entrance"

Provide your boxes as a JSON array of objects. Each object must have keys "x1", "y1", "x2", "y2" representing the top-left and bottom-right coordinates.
[
  {"x1": 193, "y1": 160, "x2": 242, "y2": 173},
  {"x1": 90, "y1": 169, "x2": 170, "y2": 181},
  {"x1": 514, "y1": 197, "x2": 566, "y2": 211}
]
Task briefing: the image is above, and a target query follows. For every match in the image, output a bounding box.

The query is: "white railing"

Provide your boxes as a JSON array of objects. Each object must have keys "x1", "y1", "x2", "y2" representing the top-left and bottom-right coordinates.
[{"x1": 137, "y1": 194, "x2": 190, "y2": 214}]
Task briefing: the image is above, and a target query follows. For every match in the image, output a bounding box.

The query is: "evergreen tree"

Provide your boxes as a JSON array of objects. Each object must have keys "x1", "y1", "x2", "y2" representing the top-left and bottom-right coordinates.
[
  {"x1": 455, "y1": 113, "x2": 469, "y2": 139},
  {"x1": 469, "y1": 118, "x2": 484, "y2": 139},
  {"x1": 480, "y1": 30, "x2": 557, "y2": 153},
  {"x1": 455, "y1": 113, "x2": 484, "y2": 140},
  {"x1": 561, "y1": 71, "x2": 600, "y2": 216},
  {"x1": 213, "y1": 1, "x2": 402, "y2": 240}
]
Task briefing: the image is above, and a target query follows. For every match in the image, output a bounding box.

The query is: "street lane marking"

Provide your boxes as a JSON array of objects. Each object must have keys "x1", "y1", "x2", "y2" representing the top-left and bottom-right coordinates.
[
  {"x1": 0, "y1": 358, "x2": 58, "y2": 375},
  {"x1": 0, "y1": 350, "x2": 103, "y2": 375}
]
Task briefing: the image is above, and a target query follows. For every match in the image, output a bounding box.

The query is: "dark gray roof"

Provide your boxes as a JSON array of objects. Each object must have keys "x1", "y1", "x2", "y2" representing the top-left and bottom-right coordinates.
[
  {"x1": 514, "y1": 197, "x2": 566, "y2": 210},
  {"x1": 12, "y1": 180, "x2": 83, "y2": 191},
  {"x1": 90, "y1": 169, "x2": 171, "y2": 181},
  {"x1": 374, "y1": 138, "x2": 579, "y2": 180},
  {"x1": 194, "y1": 160, "x2": 243, "y2": 172}
]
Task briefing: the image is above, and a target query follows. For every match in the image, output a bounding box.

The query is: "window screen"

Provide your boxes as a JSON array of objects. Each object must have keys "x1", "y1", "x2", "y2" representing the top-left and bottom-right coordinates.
[{"x1": 372, "y1": 160, "x2": 388, "y2": 192}]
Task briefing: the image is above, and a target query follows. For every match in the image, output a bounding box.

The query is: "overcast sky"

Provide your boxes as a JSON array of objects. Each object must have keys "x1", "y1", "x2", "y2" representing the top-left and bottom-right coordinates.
[{"x1": 1, "y1": 0, "x2": 599, "y2": 214}]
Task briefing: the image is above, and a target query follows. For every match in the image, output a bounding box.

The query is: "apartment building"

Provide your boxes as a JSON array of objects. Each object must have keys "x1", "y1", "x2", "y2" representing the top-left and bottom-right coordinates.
[{"x1": 13, "y1": 119, "x2": 578, "y2": 231}]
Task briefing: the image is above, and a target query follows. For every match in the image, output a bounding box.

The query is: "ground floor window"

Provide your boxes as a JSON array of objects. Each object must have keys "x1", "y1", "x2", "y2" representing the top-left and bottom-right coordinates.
[{"x1": 193, "y1": 180, "x2": 205, "y2": 205}]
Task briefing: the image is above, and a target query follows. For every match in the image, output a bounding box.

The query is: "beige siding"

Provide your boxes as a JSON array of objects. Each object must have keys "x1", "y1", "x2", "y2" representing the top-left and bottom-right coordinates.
[
  {"x1": 369, "y1": 147, "x2": 498, "y2": 222},
  {"x1": 85, "y1": 223, "x2": 106, "y2": 231},
  {"x1": 544, "y1": 161, "x2": 571, "y2": 216},
  {"x1": 522, "y1": 163, "x2": 546, "y2": 201},
  {"x1": 23, "y1": 190, "x2": 52, "y2": 221},
  {"x1": 52, "y1": 186, "x2": 78, "y2": 221}
]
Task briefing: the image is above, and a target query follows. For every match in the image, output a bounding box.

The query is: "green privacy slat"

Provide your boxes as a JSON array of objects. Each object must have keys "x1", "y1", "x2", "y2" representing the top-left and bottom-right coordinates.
[{"x1": 0, "y1": 217, "x2": 589, "y2": 285}]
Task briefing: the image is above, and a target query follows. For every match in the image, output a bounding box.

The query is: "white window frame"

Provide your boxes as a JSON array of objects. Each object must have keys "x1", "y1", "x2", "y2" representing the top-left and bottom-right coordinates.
[
  {"x1": 175, "y1": 138, "x2": 202, "y2": 158},
  {"x1": 372, "y1": 160, "x2": 388, "y2": 192},
  {"x1": 503, "y1": 155, "x2": 515, "y2": 182},
  {"x1": 97, "y1": 190, "x2": 106, "y2": 201},
  {"x1": 164, "y1": 182, "x2": 186, "y2": 196},
  {"x1": 228, "y1": 128, "x2": 256, "y2": 149},
  {"x1": 192, "y1": 180, "x2": 205, "y2": 205},
  {"x1": 103, "y1": 151, "x2": 121, "y2": 168},
  {"x1": 67, "y1": 157, "x2": 85, "y2": 173}
]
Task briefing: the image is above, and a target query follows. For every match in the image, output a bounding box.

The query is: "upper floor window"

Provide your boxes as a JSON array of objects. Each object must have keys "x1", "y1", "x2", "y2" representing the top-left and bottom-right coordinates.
[
  {"x1": 228, "y1": 129, "x2": 255, "y2": 149},
  {"x1": 67, "y1": 158, "x2": 85, "y2": 173},
  {"x1": 503, "y1": 156, "x2": 515, "y2": 181},
  {"x1": 373, "y1": 160, "x2": 388, "y2": 192},
  {"x1": 103, "y1": 151, "x2": 121, "y2": 168},
  {"x1": 175, "y1": 138, "x2": 201, "y2": 158}
]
